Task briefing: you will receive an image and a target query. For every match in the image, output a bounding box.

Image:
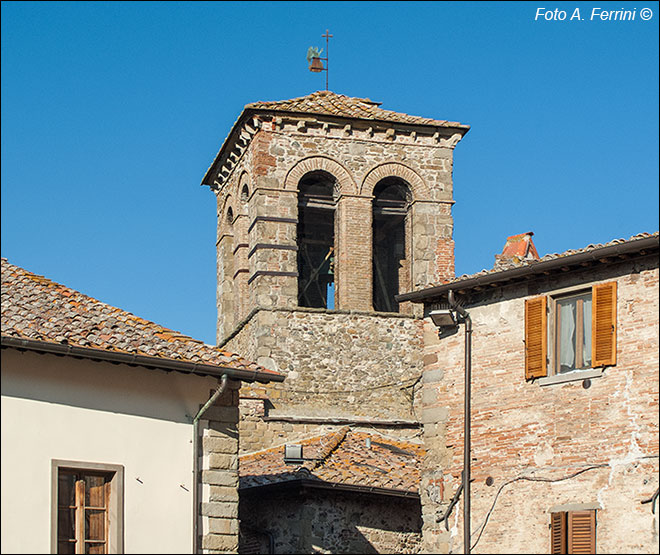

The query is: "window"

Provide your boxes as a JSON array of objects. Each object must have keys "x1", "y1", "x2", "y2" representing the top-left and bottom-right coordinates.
[
  {"x1": 554, "y1": 291, "x2": 592, "y2": 374},
  {"x1": 52, "y1": 461, "x2": 123, "y2": 554},
  {"x1": 551, "y1": 510, "x2": 596, "y2": 554},
  {"x1": 525, "y1": 282, "x2": 617, "y2": 380}
]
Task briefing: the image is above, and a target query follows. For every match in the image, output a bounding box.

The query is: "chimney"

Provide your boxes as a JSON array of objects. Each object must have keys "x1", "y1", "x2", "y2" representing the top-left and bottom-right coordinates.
[{"x1": 494, "y1": 232, "x2": 540, "y2": 270}]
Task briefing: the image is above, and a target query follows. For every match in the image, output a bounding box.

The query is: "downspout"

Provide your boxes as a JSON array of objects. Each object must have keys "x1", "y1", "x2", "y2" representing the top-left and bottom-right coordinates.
[
  {"x1": 448, "y1": 290, "x2": 472, "y2": 554},
  {"x1": 192, "y1": 374, "x2": 229, "y2": 554}
]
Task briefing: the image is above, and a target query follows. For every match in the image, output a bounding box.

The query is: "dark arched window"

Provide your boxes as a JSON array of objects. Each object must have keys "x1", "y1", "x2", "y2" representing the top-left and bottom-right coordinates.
[
  {"x1": 372, "y1": 177, "x2": 411, "y2": 312},
  {"x1": 297, "y1": 170, "x2": 336, "y2": 309}
]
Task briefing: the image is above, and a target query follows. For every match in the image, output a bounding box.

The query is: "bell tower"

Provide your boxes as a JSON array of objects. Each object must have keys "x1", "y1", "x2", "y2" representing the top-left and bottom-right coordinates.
[
  {"x1": 202, "y1": 90, "x2": 468, "y2": 455},
  {"x1": 202, "y1": 90, "x2": 469, "y2": 340}
]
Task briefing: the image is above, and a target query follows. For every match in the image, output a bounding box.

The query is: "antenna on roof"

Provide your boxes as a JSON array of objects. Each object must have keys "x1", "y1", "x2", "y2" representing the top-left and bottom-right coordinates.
[{"x1": 306, "y1": 29, "x2": 332, "y2": 90}]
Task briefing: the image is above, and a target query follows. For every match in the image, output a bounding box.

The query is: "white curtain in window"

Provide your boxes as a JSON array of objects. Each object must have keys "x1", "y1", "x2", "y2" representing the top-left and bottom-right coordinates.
[
  {"x1": 560, "y1": 302, "x2": 576, "y2": 368},
  {"x1": 583, "y1": 297, "x2": 592, "y2": 366}
]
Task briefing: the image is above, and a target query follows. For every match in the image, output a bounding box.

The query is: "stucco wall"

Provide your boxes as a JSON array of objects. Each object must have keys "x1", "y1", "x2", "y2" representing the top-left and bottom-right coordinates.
[
  {"x1": 0, "y1": 349, "x2": 220, "y2": 554},
  {"x1": 420, "y1": 257, "x2": 660, "y2": 553}
]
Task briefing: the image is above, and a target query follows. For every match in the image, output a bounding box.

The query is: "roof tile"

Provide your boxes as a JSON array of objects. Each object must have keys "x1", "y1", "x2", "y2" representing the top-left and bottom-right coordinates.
[
  {"x1": 1, "y1": 258, "x2": 279, "y2": 377},
  {"x1": 239, "y1": 428, "x2": 425, "y2": 494}
]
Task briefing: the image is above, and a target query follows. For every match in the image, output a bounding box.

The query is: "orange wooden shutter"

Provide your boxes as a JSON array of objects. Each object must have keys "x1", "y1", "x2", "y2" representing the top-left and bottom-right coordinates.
[
  {"x1": 551, "y1": 512, "x2": 567, "y2": 554},
  {"x1": 568, "y1": 510, "x2": 596, "y2": 554},
  {"x1": 592, "y1": 281, "x2": 617, "y2": 367},
  {"x1": 525, "y1": 296, "x2": 547, "y2": 379}
]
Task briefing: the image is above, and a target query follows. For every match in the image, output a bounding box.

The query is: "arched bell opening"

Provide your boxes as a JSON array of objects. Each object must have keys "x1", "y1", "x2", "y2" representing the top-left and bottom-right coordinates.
[
  {"x1": 297, "y1": 170, "x2": 337, "y2": 309},
  {"x1": 372, "y1": 177, "x2": 411, "y2": 313}
]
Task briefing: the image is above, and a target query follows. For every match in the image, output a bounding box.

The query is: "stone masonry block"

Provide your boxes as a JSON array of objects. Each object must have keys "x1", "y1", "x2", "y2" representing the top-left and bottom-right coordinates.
[
  {"x1": 421, "y1": 406, "x2": 448, "y2": 424},
  {"x1": 209, "y1": 453, "x2": 238, "y2": 470},
  {"x1": 203, "y1": 436, "x2": 238, "y2": 454},
  {"x1": 205, "y1": 406, "x2": 239, "y2": 423},
  {"x1": 202, "y1": 533, "x2": 239, "y2": 552},
  {"x1": 201, "y1": 470, "x2": 238, "y2": 487},
  {"x1": 202, "y1": 501, "x2": 239, "y2": 519},
  {"x1": 209, "y1": 517, "x2": 239, "y2": 535},
  {"x1": 423, "y1": 368, "x2": 444, "y2": 384},
  {"x1": 209, "y1": 485, "x2": 239, "y2": 503}
]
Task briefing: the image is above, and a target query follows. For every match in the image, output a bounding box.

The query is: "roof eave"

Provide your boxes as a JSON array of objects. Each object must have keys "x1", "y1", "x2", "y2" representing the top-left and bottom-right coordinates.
[
  {"x1": 397, "y1": 235, "x2": 659, "y2": 303},
  {"x1": 239, "y1": 477, "x2": 419, "y2": 499},
  {"x1": 1, "y1": 336, "x2": 285, "y2": 383},
  {"x1": 200, "y1": 106, "x2": 470, "y2": 188}
]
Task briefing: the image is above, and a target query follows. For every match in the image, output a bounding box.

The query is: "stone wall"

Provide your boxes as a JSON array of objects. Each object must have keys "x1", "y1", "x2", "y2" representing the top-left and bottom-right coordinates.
[
  {"x1": 239, "y1": 488, "x2": 422, "y2": 554},
  {"x1": 420, "y1": 256, "x2": 660, "y2": 553},
  {"x1": 214, "y1": 112, "x2": 464, "y2": 340},
  {"x1": 223, "y1": 307, "x2": 425, "y2": 454},
  {"x1": 199, "y1": 379, "x2": 242, "y2": 554}
]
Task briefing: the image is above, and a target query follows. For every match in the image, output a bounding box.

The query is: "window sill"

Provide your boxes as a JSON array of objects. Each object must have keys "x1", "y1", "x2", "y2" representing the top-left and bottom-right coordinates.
[{"x1": 538, "y1": 368, "x2": 604, "y2": 386}]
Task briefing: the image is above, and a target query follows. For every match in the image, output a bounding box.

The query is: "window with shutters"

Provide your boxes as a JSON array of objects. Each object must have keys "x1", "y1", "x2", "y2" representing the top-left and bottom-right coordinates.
[
  {"x1": 52, "y1": 461, "x2": 123, "y2": 554},
  {"x1": 550, "y1": 510, "x2": 596, "y2": 554},
  {"x1": 525, "y1": 281, "x2": 617, "y2": 382}
]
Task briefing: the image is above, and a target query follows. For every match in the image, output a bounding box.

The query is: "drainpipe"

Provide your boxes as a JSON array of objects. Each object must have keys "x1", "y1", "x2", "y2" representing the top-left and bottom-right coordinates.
[
  {"x1": 192, "y1": 374, "x2": 229, "y2": 554},
  {"x1": 448, "y1": 290, "x2": 472, "y2": 554}
]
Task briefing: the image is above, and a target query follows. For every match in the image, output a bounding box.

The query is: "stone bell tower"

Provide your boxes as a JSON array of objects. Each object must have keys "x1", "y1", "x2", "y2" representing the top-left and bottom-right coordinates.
[{"x1": 201, "y1": 91, "x2": 468, "y2": 451}]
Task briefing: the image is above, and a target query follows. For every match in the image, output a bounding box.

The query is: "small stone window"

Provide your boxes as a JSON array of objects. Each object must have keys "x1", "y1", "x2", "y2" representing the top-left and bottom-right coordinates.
[{"x1": 226, "y1": 207, "x2": 234, "y2": 225}]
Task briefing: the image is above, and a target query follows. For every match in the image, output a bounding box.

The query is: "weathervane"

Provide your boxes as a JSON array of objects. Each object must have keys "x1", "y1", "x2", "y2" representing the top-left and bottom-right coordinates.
[{"x1": 306, "y1": 29, "x2": 332, "y2": 90}]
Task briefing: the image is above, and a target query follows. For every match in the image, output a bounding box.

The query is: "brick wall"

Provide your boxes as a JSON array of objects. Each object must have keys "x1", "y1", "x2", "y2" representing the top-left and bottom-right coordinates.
[{"x1": 420, "y1": 257, "x2": 660, "y2": 553}]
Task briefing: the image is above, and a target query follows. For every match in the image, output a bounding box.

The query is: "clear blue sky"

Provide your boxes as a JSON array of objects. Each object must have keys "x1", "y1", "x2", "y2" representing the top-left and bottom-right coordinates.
[{"x1": 2, "y1": 1, "x2": 658, "y2": 345}]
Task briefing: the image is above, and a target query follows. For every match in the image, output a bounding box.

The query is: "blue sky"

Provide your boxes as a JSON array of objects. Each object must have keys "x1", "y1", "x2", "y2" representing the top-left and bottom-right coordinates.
[{"x1": 2, "y1": 1, "x2": 658, "y2": 345}]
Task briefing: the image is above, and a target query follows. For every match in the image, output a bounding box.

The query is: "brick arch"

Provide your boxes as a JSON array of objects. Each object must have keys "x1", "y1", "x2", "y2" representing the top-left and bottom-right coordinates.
[
  {"x1": 284, "y1": 156, "x2": 357, "y2": 196},
  {"x1": 360, "y1": 162, "x2": 429, "y2": 200}
]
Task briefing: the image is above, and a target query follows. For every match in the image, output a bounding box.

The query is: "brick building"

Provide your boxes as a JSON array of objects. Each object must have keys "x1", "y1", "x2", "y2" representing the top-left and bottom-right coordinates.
[
  {"x1": 200, "y1": 90, "x2": 469, "y2": 553},
  {"x1": 398, "y1": 232, "x2": 660, "y2": 554}
]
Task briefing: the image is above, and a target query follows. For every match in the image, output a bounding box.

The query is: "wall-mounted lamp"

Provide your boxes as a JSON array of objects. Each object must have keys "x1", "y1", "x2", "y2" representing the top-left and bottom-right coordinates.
[
  {"x1": 283, "y1": 444, "x2": 304, "y2": 464},
  {"x1": 429, "y1": 309, "x2": 458, "y2": 328}
]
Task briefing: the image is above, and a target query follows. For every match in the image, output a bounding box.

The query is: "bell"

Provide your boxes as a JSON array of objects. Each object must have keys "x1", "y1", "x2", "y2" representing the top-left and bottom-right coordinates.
[{"x1": 309, "y1": 57, "x2": 324, "y2": 73}]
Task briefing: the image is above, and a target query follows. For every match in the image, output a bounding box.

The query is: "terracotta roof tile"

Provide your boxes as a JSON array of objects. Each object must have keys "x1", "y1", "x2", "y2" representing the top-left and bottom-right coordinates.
[
  {"x1": 239, "y1": 428, "x2": 425, "y2": 494},
  {"x1": 1, "y1": 258, "x2": 279, "y2": 377},
  {"x1": 246, "y1": 90, "x2": 468, "y2": 129}
]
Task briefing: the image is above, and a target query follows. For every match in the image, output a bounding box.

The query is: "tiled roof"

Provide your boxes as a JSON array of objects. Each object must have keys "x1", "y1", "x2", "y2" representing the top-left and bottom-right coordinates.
[
  {"x1": 246, "y1": 90, "x2": 468, "y2": 129},
  {"x1": 436, "y1": 232, "x2": 659, "y2": 289},
  {"x1": 1, "y1": 258, "x2": 279, "y2": 378},
  {"x1": 239, "y1": 428, "x2": 425, "y2": 494}
]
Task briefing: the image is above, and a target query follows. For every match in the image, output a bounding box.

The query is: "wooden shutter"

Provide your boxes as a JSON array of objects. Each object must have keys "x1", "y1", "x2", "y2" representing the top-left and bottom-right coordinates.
[
  {"x1": 592, "y1": 281, "x2": 617, "y2": 367},
  {"x1": 551, "y1": 512, "x2": 567, "y2": 554},
  {"x1": 525, "y1": 296, "x2": 547, "y2": 379},
  {"x1": 568, "y1": 510, "x2": 596, "y2": 554}
]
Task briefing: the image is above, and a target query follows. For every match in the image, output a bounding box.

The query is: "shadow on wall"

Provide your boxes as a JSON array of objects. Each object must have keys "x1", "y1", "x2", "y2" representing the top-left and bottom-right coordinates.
[{"x1": 239, "y1": 484, "x2": 422, "y2": 554}]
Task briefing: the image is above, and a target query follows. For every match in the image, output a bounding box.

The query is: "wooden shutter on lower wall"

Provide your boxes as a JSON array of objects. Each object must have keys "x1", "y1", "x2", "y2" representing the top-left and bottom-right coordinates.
[
  {"x1": 551, "y1": 512, "x2": 567, "y2": 554},
  {"x1": 568, "y1": 510, "x2": 596, "y2": 554},
  {"x1": 525, "y1": 296, "x2": 547, "y2": 379},
  {"x1": 592, "y1": 281, "x2": 617, "y2": 367}
]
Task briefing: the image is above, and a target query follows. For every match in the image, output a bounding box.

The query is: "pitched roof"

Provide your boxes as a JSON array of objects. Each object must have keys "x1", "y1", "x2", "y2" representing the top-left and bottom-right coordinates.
[
  {"x1": 398, "y1": 232, "x2": 660, "y2": 302},
  {"x1": 1, "y1": 258, "x2": 282, "y2": 381},
  {"x1": 245, "y1": 90, "x2": 468, "y2": 129},
  {"x1": 239, "y1": 427, "x2": 425, "y2": 495},
  {"x1": 201, "y1": 91, "x2": 469, "y2": 187}
]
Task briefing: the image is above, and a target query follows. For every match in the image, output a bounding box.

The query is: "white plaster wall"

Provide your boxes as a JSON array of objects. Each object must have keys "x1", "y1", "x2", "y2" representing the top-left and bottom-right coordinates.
[{"x1": 1, "y1": 349, "x2": 218, "y2": 554}]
